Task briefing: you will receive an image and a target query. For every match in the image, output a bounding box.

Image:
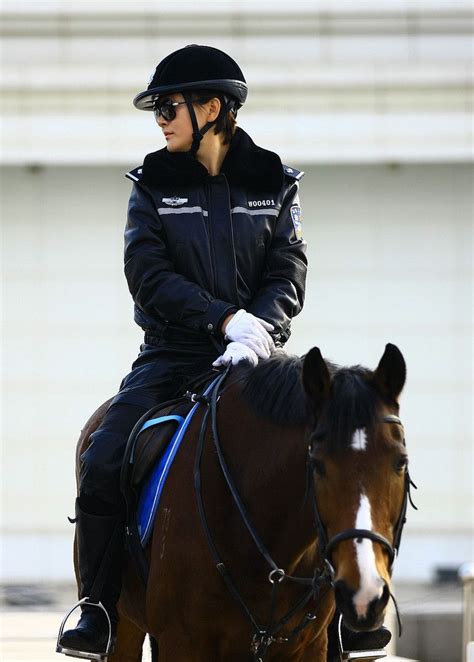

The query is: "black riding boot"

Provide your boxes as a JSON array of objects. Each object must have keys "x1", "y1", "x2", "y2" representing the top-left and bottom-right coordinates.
[{"x1": 58, "y1": 498, "x2": 123, "y2": 657}]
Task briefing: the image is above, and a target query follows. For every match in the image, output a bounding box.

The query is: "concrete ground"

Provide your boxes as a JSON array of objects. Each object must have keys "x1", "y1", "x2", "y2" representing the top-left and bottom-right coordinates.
[
  {"x1": 2, "y1": 610, "x2": 150, "y2": 662},
  {"x1": 0, "y1": 611, "x2": 417, "y2": 662},
  {"x1": 1, "y1": 581, "x2": 462, "y2": 661}
]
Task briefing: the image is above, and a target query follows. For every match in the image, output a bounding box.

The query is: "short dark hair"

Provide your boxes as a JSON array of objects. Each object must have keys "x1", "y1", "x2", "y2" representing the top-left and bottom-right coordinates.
[{"x1": 191, "y1": 91, "x2": 236, "y2": 144}]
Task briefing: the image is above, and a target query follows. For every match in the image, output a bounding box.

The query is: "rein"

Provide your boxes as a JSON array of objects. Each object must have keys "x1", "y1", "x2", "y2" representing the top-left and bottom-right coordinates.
[
  {"x1": 194, "y1": 366, "x2": 331, "y2": 660},
  {"x1": 194, "y1": 368, "x2": 417, "y2": 659}
]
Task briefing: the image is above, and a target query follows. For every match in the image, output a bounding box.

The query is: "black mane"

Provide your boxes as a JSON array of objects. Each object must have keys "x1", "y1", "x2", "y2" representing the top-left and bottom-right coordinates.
[
  {"x1": 238, "y1": 352, "x2": 308, "y2": 426},
  {"x1": 238, "y1": 352, "x2": 381, "y2": 450}
]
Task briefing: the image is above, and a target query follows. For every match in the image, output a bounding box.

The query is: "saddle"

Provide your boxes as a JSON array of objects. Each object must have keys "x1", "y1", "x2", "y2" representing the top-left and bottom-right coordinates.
[
  {"x1": 129, "y1": 400, "x2": 193, "y2": 489},
  {"x1": 121, "y1": 371, "x2": 222, "y2": 559}
]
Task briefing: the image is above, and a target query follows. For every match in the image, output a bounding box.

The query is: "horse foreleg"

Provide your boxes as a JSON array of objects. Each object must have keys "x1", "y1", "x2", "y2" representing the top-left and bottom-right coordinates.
[{"x1": 109, "y1": 615, "x2": 146, "y2": 662}]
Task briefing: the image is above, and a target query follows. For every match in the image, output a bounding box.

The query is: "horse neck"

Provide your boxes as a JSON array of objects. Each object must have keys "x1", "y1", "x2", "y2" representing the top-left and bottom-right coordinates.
[{"x1": 218, "y1": 391, "x2": 316, "y2": 572}]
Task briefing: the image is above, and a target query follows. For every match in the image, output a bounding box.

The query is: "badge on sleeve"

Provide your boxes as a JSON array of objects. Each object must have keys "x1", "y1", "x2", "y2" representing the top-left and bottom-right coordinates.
[{"x1": 290, "y1": 204, "x2": 303, "y2": 241}]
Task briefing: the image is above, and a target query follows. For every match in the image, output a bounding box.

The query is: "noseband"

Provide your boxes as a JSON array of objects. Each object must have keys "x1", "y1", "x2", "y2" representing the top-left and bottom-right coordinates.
[{"x1": 308, "y1": 414, "x2": 416, "y2": 577}]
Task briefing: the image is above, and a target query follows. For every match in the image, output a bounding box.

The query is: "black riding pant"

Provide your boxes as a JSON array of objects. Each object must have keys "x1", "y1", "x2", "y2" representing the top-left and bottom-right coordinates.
[{"x1": 79, "y1": 333, "x2": 222, "y2": 507}]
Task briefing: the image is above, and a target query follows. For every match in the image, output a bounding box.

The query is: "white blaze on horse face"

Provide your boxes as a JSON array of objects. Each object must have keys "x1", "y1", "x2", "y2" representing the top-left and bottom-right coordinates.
[
  {"x1": 353, "y1": 493, "x2": 384, "y2": 619},
  {"x1": 351, "y1": 428, "x2": 368, "y2": 451}
]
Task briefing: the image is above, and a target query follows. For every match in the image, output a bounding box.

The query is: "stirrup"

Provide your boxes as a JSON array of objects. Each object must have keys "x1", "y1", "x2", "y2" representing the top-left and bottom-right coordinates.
[
  {"x1": 337, "y1": 615, "x2": 387, "y2": 661},
  {"x1": 56, "y1": 597, "x2": 113, "y2": 662}
]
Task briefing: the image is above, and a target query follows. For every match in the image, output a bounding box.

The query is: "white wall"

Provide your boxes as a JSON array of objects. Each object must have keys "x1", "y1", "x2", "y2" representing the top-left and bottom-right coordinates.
[
  {"x1": 285, "y1": 163, "x2": 473, "y2": 581},
  {"x1": 2, "y1": 1, "x2": 472, "y2": 164},
  {"x1": 1, "y1": 161, "x2": 472, "y2": 581}
]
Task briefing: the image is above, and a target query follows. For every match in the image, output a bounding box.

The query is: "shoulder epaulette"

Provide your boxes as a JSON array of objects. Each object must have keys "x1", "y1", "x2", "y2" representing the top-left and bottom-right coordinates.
[
  {"x1": 283, "y1": 164, "x2": 304, "y2": 181},
  {"x1": 125, "y1": 165, "x2": 143, "y2": 182}
]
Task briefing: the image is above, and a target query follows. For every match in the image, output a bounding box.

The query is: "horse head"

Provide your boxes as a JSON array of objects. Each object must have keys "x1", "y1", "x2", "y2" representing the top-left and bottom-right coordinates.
[{"x1": 303, "y1": 343, "x2": 408, "y2": 633}]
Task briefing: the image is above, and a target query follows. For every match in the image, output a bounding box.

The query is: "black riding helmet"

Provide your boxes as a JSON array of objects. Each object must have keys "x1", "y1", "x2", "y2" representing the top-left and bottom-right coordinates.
[{"x1": 133, "y1": 44, "x2": 248, "y2": 155}]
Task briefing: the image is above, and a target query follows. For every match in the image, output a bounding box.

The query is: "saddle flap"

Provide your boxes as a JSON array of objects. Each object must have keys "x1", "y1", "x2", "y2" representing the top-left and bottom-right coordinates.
[
  {"x1": 123, "y1": 372, "x2": 222, "y2": 548},
  {"x1": 130, "y1": 403, "x2": 193, "y2": 487}
]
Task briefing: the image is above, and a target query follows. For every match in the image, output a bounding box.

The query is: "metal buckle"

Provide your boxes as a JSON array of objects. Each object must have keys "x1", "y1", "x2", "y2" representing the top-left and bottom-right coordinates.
[
  {"x1": 268, "y1": 568, "x2": 285, "y2": 584},
  {"x1": 337, "y1": 615, "x2": 387, "y2": 661},
  {"x1": 250, "y1": 631, "x2": 267, "y2": 654},
  {"x1": 56, "y1": 597, "x2": 113, "y2": 661},
  {"x1": 184, "y1": 390, "x2": 199, "y2": 403}
]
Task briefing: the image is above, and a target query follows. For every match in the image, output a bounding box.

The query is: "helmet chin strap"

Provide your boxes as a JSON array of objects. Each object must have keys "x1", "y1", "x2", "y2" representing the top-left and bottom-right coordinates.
[{"x1": 183, "y1": 92, "x2": 235, "y2": 157}]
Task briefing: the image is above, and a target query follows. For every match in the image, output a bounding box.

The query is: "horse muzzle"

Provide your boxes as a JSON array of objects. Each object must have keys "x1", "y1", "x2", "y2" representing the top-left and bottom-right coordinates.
[{"x1": 334, "y1": 578, "x2": 390, "y2": 632}]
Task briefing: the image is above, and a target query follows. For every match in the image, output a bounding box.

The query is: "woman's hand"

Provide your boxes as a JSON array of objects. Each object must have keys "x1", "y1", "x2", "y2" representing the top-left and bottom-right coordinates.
[
  {"x1": 222, "y1": 309, "x2": 274, "y2": 359},
  {"x1": 212, "y1": 341, "x2": 258, "y2": 368}
]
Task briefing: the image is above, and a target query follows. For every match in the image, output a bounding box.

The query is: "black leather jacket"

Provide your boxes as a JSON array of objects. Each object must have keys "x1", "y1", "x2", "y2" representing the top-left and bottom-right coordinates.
[{"x1": 124, "y1": 127, "x2": 307, "y2": 346}]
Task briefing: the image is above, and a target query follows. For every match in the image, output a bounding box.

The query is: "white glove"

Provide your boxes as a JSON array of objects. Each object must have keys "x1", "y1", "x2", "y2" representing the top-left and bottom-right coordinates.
[
  {"x1": 224, "y1": 309, "x2": 274, "y2": 360},
  {"x1": 212, "y1": 341, "x2": 259, "y2": 368}
]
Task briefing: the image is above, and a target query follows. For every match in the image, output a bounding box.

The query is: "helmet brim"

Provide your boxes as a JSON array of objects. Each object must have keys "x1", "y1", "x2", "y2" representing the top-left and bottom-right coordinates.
[{"x1": 133, "y1": 79, "x2": 248, "y2": 110}]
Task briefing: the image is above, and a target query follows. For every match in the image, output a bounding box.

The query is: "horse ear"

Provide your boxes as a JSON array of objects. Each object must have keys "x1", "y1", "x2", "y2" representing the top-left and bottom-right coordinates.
[
  {"x1": 302, "y1": 347, "x2": 331, "y2": 406},
  {"x1": 374, "y1": 343, "x2": 406, "y2": 401}
]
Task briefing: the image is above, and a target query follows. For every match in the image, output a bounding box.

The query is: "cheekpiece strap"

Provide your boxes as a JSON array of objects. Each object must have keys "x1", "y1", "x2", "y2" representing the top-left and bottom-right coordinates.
[
  {"x1": 183, "y1": 92, "x2": 203, "y2": 156},
  {"x1": 183, "y1": 92, "x2": 234, "y2": 156}
]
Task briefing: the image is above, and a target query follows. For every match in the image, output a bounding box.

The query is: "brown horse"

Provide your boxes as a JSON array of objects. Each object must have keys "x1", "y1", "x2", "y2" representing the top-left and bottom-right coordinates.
[{"x1": 73, "y1": 343, "x2": 411, "y2": 661}]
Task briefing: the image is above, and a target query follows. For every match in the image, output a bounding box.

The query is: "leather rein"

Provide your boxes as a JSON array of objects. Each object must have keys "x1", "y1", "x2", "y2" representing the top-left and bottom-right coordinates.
[{"x1": 193, "y1": 366, "x2": 416, "y2": 661}]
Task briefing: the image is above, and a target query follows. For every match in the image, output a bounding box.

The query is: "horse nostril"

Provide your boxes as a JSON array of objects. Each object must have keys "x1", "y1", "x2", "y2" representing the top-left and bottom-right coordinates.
[
  {"x1": 334, "y1": 580, "x2": 355, "y2": 605},
  {"x1": 380, "y1": 580, "x2": 390, "y2": 606}
]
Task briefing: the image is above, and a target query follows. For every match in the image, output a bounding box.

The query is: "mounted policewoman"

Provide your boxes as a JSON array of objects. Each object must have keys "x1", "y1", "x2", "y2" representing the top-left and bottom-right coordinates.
[{"x1": 57, "y1": 45, "x2": 307, "y2": 659}]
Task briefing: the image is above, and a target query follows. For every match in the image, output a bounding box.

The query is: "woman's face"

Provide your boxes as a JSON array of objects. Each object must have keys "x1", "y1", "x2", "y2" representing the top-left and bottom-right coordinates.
[{"x1": 155, "y1": 92, "x2": 210, "y2": 153}]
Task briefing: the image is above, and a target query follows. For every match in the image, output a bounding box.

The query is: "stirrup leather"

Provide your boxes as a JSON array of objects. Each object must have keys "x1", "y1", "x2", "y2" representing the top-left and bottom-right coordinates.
[
  {"x1": 56, "y1": 597, "x2": 113, "y2": 662},
  {"x1": 337, "y1": 616, "x2": 387, "y2": 661}
]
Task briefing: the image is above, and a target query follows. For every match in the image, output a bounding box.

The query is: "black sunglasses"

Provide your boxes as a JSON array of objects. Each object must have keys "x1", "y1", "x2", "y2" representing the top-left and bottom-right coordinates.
[{"x1": 153, "y1": 97, "x2": 210, "y2": 122}]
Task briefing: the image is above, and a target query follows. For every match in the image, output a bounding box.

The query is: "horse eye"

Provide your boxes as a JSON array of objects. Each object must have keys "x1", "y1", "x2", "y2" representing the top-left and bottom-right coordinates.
[
  {"x1": 312, "y1": 460, "x2": 326, "y2": 477},
  {"x1": 395, "y1": 456, "x2": 408, "y2": 474}
]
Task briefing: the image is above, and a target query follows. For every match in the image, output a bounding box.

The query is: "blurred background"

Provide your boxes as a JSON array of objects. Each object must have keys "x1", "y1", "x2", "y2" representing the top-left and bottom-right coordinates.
[{"x1": 1, "y1": 1, "x2": 472, "y2": 660}]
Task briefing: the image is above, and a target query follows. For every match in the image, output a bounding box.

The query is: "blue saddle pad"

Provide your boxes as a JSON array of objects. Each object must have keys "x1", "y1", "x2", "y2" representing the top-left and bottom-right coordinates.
[{"x1": 136, "y1": 375, "x2": 220, "y2": 546}]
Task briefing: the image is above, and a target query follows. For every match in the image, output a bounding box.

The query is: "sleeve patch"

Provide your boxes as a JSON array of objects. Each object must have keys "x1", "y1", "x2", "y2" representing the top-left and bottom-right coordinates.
[{"x1": 290, "y1": 204, "x2": 303, "y2": 241}]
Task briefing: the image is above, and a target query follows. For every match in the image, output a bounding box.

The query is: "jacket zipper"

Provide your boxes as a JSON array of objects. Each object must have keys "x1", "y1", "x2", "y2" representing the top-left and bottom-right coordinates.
[{"x1": 206, "y1": 180, "x2": 218, "y2": 296}]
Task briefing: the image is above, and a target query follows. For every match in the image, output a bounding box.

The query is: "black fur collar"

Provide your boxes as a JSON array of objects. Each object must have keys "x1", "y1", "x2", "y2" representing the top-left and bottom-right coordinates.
[{"x1": 141, "y1": 127, "x2": 284, "y2": 193}]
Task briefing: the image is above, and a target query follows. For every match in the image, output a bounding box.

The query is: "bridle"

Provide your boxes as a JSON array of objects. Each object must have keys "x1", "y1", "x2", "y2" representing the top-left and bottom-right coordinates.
[
  {"x1": 308, "y1": 413, "x2": 417, "y2": 579},
  {"x1": 193, "y1": 367, "x2": 416, "y2": 660}
]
